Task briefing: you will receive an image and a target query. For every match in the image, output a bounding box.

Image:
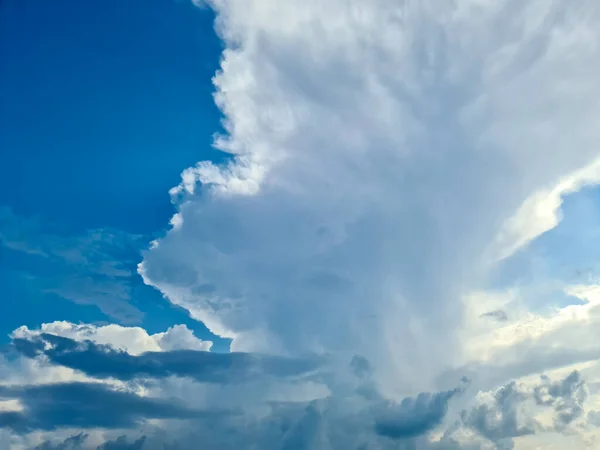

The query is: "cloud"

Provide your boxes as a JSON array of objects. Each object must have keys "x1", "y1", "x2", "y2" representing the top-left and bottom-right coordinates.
[
  {"x1": 448, "y1": 370, "x2": 598, "y2": 450},
  {"x1": 95, "y1": 388, "x2": 464, "y2": 450},
  {"x1": 140, "y1": 0, "x2": 600, "y2": 400},
  {"x1": 12, "y1": 321, "x2": 212, "y2": 355},
  {"x1": 34, "y1": 433, "x2": 88, "y2": 450},
  {"x1": 374, "y1": 388, "x2": 462, "y2": 440},
  {"x1": 11, "y1": 332, "x2": 325, "y2": 384},
  {"x1": 534, "y1": 370, "x2": 589, "y2": 429},
  {"x1": 480, "y1": 310, "x2": 508, "y2": 322},
  {"x1": 0, "y1": 382, "x2": 230, "y2": 432},
  {"x1": 96, "y1": 435, "x2": 146, "y2": 450},
  {"x1": 447, "y1": 282, "x2": 600, "y2": 393},
  {"x1": 461, "y1": 381, "x2": 539, "y2": 445},
  {"x1": 190, "y1": 0, "x2": 206, "y2": 9},
  {"x1": 0, "y1": 207, "x2": 144, "y2": 324}
]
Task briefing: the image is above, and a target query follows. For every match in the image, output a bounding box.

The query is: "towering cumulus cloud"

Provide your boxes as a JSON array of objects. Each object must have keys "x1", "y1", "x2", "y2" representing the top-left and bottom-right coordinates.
[{"x1": 141, "y1": 0, "x2": 600, "y2": 393}]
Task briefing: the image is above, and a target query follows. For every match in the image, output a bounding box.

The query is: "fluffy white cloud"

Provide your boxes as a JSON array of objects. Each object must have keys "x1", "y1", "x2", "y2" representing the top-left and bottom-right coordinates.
[
  {"x1": 11, "y1": 322, "x2": 212, "y2": 355},
  {"x1": 141, "y1": 0, "x2": 600, "y2": 399},
  {"x1": 136, "y1": 0, "x2": 600, "y2": 448}
]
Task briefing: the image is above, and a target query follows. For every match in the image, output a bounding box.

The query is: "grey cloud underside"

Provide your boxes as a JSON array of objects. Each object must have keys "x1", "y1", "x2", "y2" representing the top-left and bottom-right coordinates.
[
  {"x1": 7, "y1": 366, "x2": 591, "y2": 449},
  {"x1": 96, "y1": 436, "x2": 147, "y2": 450},
  {"x1": 374, "y1": 389, "x2": 462, "y2": 440},
  {"x1": 34, "y1": 433, "x2": 88, "y2": 450},
  {"x1": 11, "y1": 333, "x2": 325, "y2": 383},
  {"x1": 0, "y1": 382, "x2": 229, "y2": 432},
  {"x1": 7, "y1": 334, "x2": 466, "y2": 447},
  {"x1": 34, "y1": 434, "x2": 146, "y2": 450}
]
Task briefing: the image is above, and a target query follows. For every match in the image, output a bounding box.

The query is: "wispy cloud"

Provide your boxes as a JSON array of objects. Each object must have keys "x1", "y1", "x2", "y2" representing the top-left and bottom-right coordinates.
[{"x1": 0, "y1": 207, "x2": 144, "y2": 323}]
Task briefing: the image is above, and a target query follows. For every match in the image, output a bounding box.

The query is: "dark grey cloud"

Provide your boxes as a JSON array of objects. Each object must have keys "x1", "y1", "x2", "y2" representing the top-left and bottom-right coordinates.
[
  {"x1": 0, "y1": 382, "x2": 233, "y2": 432},
  {"x1": 114, "y1": 391, "x2": 463, "y2": 450},
  {"x1": 34, "y1": 433, "x2": 88, "y2": 450},
  {"x1": 96, "y1": 435, "x2": 146, "y2": 450},
  {"x1": 6, "y1": 338, "x2": 464, "y2": 447},
  {"x1": 12, "y1": 333, "x2": 325, "y2": 384},
  {"x1": 480, "y1": 310, "x2": 508, "y2": 322},
  {"x1": 587, "y1": 410, "x2": 600, "y2": 427},
  {"x1": 12, "y1": 380, "x2": 465, "y2": 450},
  {"x1": 374, "y1": 388, "x2": 461, "y2": 440}
]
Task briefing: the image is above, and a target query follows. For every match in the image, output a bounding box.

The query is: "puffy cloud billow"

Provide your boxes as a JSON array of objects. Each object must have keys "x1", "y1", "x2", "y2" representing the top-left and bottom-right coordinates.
[{"x1": 4, "y1": 0, "x2": 600, "y2": 448}]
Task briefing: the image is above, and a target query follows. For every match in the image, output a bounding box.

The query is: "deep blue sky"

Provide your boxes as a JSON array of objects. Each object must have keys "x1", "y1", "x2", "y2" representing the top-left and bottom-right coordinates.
[
  {"x1": 1, "y1": 0, "x2": 223, "y2": 233},
  {"x1": 0, "y1": 0, "x2": 228, "y2": 348}
]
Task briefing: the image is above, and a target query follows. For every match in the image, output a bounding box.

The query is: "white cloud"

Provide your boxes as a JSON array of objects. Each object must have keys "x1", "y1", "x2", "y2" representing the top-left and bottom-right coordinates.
[
  {"x1": 0, "y1": 322, "x2": 211, "y2": 398},
  {"x1": 457, "y1": 282, "x2": 600, "y2": 384},
  {"x1": 489, "y1": 158, "x2": 600, "y2": 262},
  {"x1": 11, "y1": 321, "x2": 212, "y2": 355},
  {"x1": 141, "y1": 0, "x2": 600, "y2": 399},
  {"x1": 135, "y1": 0, "x2": 600, "y2": 448}
]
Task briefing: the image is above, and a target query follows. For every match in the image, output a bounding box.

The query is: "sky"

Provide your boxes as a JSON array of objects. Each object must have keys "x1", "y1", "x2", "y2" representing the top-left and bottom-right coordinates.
[
  {"x1": 1, "y1": 0, "x2": 600, "y2": 449},
  {"x1": 0, "y1": 0, "x2": 227, "y2": 346}
]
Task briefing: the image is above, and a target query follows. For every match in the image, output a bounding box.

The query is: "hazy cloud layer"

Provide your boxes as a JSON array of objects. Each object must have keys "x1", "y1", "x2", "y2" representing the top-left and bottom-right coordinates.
[{"x1": 0, "y1": 382, "x2": 229, "y2": 432}]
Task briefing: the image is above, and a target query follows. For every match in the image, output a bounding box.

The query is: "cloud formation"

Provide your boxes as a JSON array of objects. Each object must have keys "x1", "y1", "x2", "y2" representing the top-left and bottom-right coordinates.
[
  {"x1": 140, "y1": 0, "x2": 600, "y2": 400},
  {"x1": 0, "y1": 382, "x2": 226, "y2": 432},
  {"x1": 12, "y1": 322, "x2": 212, "y2": 355},
  {"x1": 5, "y1": 0, "x2": 600, "y2": 448},
  {"x1": 11, "y1": 332, "x2": 325, "y2": 384}
]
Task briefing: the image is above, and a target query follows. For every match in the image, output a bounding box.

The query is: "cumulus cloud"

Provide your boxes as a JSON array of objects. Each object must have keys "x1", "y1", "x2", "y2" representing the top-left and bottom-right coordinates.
[
  {"x1": 96, "y1": 435, "x2": 146, "y2": 450},
  {"x1": 534, "y1": 371, "x2": 589, "y2": 429},
  {"x1": 374, "y1": 388, "x2": 462, "y2": 440},
  {"x1": 140, "y1": 0, "x2": 600, "y2": 400},
  {"x1": 457, "y1": 371, "x2": 593, "y2": 449},
  {"x1": 11, "y1": 322, "x2": 212, "y2": 355},
  {"x1": 131, "y1": 0, "x2": 600, "y2": 447}
]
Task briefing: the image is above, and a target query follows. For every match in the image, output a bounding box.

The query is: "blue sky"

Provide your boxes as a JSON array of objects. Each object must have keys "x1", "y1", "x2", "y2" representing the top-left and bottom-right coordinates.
[
  {"x1": 2, "y1": 1, "x2": 600, "y2": 449},
  {"x1": 1, "y1": 0, "x2": 223, "y2": 234},
  {"x1": 0, "y1": 0, "x2": 228, "y2": 348}
]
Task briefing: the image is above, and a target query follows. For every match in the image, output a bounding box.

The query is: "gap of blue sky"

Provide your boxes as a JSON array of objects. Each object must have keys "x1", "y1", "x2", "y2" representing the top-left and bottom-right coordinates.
[{"x1": 0, "y1": 0, "x2": 229, "y2": 349}]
